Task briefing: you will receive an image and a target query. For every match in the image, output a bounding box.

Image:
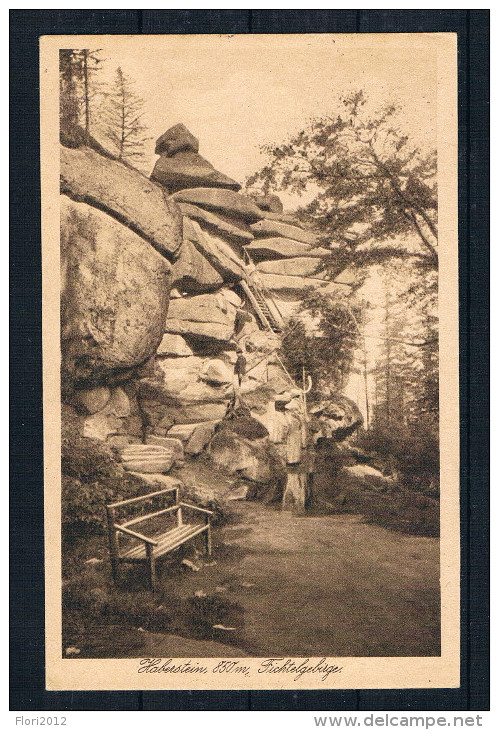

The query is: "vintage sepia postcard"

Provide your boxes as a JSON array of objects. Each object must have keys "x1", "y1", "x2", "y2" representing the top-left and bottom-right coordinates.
[{"x1": 41, "y1": 32, "x2": 459, "y2": 691}]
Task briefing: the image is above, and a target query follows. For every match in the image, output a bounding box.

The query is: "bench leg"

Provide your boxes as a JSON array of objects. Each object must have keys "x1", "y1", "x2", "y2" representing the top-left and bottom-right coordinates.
[
  {"x1": 110, "y1": 558, "x2": 119, "y2": 586},
  {"x1": 204, "y1": 525, "x2": 212, "y2": 557},
  {"x1": 146, "y1": 545, "x2": 157, "y2": 591}
]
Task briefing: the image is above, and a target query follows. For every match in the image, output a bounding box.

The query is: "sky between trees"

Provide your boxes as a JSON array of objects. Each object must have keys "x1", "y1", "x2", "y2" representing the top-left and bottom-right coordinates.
[{"x1": 95, "y1": 33, "x2": 437, "y2": 206}]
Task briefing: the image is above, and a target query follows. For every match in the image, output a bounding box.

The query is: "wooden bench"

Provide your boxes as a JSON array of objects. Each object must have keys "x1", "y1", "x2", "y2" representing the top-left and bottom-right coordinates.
[{"x1": 106, "y1": 487, "x2": 213, "y2": 590}]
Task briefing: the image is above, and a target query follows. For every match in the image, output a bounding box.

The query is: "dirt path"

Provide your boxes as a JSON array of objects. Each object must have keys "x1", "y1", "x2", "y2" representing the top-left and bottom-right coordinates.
[{"x1": 158, "y1": 500, "x2": 440, "y2": 657}]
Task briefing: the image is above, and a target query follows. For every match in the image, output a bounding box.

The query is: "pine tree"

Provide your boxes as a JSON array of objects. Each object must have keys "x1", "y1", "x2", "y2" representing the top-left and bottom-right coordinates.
[
  {"x1": 247, "y1": 90, "x2": 438, "y2": 273},
  {"x1": 100, "y1": 67, "x2": 151, "y2": 163},
  {"x1": 59, "y1": 49, "x2": 103, "y2": 141}
]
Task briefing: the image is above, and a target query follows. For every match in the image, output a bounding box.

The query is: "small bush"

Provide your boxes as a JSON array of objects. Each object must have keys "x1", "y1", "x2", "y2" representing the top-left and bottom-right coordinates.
[
  {"x1": 355, "y1": 425, "x2": 439, "y2": 498},
  {"x1": 61, "y1": 405, "x2": 147, "y2": 533}
]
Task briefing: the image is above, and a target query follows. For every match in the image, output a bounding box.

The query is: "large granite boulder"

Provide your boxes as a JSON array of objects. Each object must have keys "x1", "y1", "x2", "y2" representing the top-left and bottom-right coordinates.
[
  {"x1": 152, "y1": 151, "x2": 241, "y2": 194},
  {"x1": 310, "y1": 393, "x2": 363, "y2": 441},
  {"x1": 172, "y1": 188, "x2": 264, "y2": 224},
  {"x1": 61, "y1": 196, "x2": 171, "y2": 388},
  {"x1": 155, "y1": 123, "x2": 199, "y2": 156},
  {"x1": 250, "y1": 218, "x2": 318, "y2": 245},
  {"x1": 172, "y1": 223, "x2": 224, "y2": 294},
  {"x1": 165, "y1": 290, "x2": 239, "y2": 345},
  {"x1": 178, "y1": 202, "x2": 254, "y2": 244},
  {"x1": 245, "y1": 237, "x2": 329, "y2": 261},
  {"x1": 209, "y1": 418, "x2": 286, "y2": 493},
  {"x1": 61, "y1": 146, "x2": 183, "y2": 261}
]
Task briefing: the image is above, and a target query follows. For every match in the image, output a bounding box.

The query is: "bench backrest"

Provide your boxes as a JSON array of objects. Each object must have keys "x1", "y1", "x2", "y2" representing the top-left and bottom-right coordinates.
[{"x1": 106, "y1": 487, "x2": 180, "y2": 558}]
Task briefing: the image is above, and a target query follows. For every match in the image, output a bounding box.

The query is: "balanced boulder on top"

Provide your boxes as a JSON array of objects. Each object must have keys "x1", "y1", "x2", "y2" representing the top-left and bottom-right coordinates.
[
  {"x1": 155, "y1": 123, "x2": 199, "y2": 156},
  {"x1": 151, "y1": 124, "x2": 241, "y2": 193}
]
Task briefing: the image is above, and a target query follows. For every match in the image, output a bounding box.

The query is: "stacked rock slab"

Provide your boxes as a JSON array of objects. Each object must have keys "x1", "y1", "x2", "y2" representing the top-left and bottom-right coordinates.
[
  {"x1": 141, "y1": 124, "x2": 357, "y2": 457},
  {"x1": 142, "y1": 126, "x2": 264, "y2": 450},
  {"x1": 151, "y1": 123, "x2": 241, "y2": 194}
]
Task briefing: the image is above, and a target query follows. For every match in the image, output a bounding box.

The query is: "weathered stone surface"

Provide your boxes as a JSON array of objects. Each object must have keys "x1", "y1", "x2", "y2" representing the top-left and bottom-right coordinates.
[
  {"x1": 156, "y1": 333, "x2": 194, "y2": 358},
  {"x1": 226, "y1": 483, "x2": 250, "y2": 501},
  {"x1": 262, "y1": 211, "x2": 300, "y2": 224},
  {"x1": 120, "y1": 444, "x2": 175, "y2": 473},
  {"x1": 83, "y1": 411, "x2": 123, "y2": 441},
  {"x1": 201, "y1": 359, "x2": 233, "y2": 385},
  {"x1": 155, "y1": 124, "x2": 199, "y2": 156},
  {"x1": 155, "y1": 355, "x2": 205, "y2": 373},
  {"x1": 172, "y1": 188, "x2": 264, "y2": 224},
  {"x1": 223, "y1": 289, "x2": 242, "y2": 308},
  {"x1": 73, "y1": 386, "x2": 111, "y2": 414},
  {"x1": 333, "y1": 267, "x2": 357, "y2": 285},
  {"x1": 185, "y1": 421, "x2": 217, "y2": 455},
  {"x1": 139, "y1": 401, "x2": 175, "y2": 431},
  {"x1": 172, "y1": 224, "x2": 224, "y2": 294},
  {"x1": 107, "y1": 435, "x2": 142, "y2": 449},
  {"x1": 178, "y1": 202, "x2": 254, "y2": 243},
  {"x1": 139, "y1": 349, "x2": 231, "y2": 426},
  {"x1": 250, "y1": 193, "x2": 284, "y2": 214},
  {"x1": 81, "y1": 386, "x2": 133, "y2": 440},
  {"x1": 152, "y1": 151, "x2": 241, "y2": 194},
  {"x1": 61, "y1": 197, "x2": 171, "y2": 386},
  {"x1": 60, "y1": 146, "x2": 183, "y2": 260},
  {"x1": 167, "y1": 423, "x2": 199, "y2": 442},
  {"x1": 145, "y1": 435, "x2": 185, "y2": 463},
  {"x1": 209, "y1": 428, "x2": 286, "y2": 487},
  {"x1": 185, "y1": 219, "x2": 245, "y2": 283},
  {"x1": 166, "y1": 290, "x2": 238, "y2": 324},
  {"x1": 245, "y1": 237, "x2": 329, "y2": 261},
  {"x1": 155, "y1": 402, "x2": 229, "y2": 424},
  {"x1": 250, "y1": 218, "x2": 318, "y2": 245},
  {"x1": 139, "y1": 368, "x2": 232, "y2": 407},
  {"x1": 165, "y1": 320, "x2": 235, "y2": 343},
  {"x1": 310, "y1": 394, "x2": 363, "y2": 441},
  {"x1": 256, "y1": 256, "x2": 325, "y2": 278},
  {"x1": 165, "y1": 291, "x2": 238, "y2": 344}
]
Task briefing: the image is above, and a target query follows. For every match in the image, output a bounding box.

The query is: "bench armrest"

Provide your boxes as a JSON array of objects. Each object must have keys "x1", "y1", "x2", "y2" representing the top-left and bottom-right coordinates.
[
  {"x1": 108, "y1": 486, "x2": 179, "y2": 509},
  {"x1": 114, "y1": 524, "x2": 158, "y2": 546},
  {"x1": 179, "y1": 502, "x2": 214, "y2": 516}
]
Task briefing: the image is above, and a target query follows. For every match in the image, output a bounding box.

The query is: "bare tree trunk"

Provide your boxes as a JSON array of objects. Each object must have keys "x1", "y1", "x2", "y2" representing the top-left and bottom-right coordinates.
[
  {"x1": 384, "y1": 290, "x2": 392, "y2": 427},
  {"x1": 82, "y1": 50, "x2": 90, "y2": 139}
]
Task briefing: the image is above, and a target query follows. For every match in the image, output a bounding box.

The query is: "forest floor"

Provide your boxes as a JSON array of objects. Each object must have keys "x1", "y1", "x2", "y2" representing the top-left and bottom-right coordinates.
[{"x1": 64, "y1": 492, "x2": 440, "y2": 659}]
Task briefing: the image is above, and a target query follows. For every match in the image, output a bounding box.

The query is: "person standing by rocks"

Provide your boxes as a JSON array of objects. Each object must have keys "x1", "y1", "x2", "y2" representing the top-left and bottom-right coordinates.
[{"x1": 234, "y1": 346, "x2": 247, "y2": 385}]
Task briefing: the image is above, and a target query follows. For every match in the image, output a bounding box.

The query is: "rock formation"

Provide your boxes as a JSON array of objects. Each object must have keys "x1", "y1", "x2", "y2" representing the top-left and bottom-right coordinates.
[
  {"x1": 151, "y1": 124, "x2": 241, "y2": 193},
  {"x1": 60, "y1": 121, "x2": 361, "y2": 495}
]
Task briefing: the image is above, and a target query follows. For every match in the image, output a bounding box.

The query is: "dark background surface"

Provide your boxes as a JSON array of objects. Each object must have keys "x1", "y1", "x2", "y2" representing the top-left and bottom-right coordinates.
[{"x1": 10, "y1": 9, "x2": 489, "y2": 712}]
